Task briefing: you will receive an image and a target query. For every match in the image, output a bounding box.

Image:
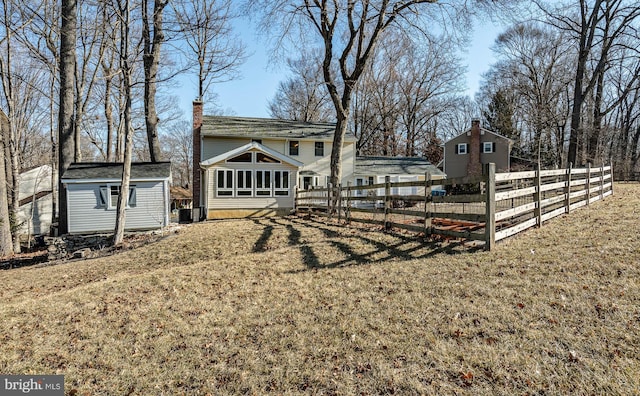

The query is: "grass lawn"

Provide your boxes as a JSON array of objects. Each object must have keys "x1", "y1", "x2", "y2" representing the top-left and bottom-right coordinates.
[{"x1": 1, "y1": 184, "x2": 639, "y2": 395}]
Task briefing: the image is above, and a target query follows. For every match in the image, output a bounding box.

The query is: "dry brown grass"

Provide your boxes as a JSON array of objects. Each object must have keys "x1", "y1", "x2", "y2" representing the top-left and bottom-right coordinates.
[{"x1": 1, "y1": 184, "x2": 639, "y2": 395}]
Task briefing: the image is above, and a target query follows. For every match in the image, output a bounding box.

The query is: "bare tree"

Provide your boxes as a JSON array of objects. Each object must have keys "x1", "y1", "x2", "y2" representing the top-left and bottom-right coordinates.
[
  {"x1": 536, "y1": 0, "x2": 640, "y2": 166},
  {"x1": 142, "y1": 0, "x2": 168, "y2": 162},
  {"x1": 268, "y1": 53, "x2": 333, "y2": 122},
  {"x1": 173, "y1": 0, "x2": 246, "y2": 107},
  {"x1": 0, "y1": 110, "x2": 12, "y2": 255},
  {"x1": 252, "y1": 0, "x2": 494, "y2": 206},
  {"x1": 58, "y1": 0, "x2": 76, "y2": 235},
  {"x1": 113, "y1": 0, "x2": 134, "y2": 246},
  {"x1": 161, "y1": 120, "x2": 192, "y2": 188}
]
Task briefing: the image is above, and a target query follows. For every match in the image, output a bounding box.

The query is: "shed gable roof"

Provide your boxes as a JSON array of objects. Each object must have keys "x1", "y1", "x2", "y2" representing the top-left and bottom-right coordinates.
[
  {"x1": 355, "y1": 156, "x2": 446, "y2": 177},
  {"x1": 201, "y1": 116, "x2": 356, "y2": 142},
  {"x1": 61, "y1": 162, "x2": 171, "y2": 182},
  {"x1": 200, "y1": 141, "x2": 304, "y2": 168}
]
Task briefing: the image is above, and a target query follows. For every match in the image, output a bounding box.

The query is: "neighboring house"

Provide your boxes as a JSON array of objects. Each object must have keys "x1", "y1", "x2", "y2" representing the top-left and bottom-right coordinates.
[
  {"x1": 170, "y1": 186, "x2": 192, "y2": 211},
  {"x1": 353, "y1": 156, "x2": 446, "y2": 197},
  {"x1": 192, "y1": 101, "x2": 356, "y2": 219},
  {"x1": 17, "y1": 165, "x2": 53, "y2": 236},
  {"x1": 443, "y1": 119, "x2": 513, "y2": 179},
  {"x1": 61, "y1": 162, "x2": 171, "y2": 234}
]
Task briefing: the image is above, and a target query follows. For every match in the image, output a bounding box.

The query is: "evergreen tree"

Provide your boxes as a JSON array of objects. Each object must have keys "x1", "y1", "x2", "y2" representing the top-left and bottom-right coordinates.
[{"x1": 483, "y1": 89, "x2": 520, "y2": 155}]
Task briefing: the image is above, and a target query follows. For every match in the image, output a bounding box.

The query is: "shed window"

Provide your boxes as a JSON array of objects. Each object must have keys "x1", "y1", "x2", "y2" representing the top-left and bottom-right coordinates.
[
  {"x1": 216, "y1": 169, "x2": 234, "y2": 196},
  {"x1": 456, "y1": 143, "x2": 468, "y2": 155},
  {"x1": 99, "y1": 185, "x2": 136, "y2": 209},
  {"x1": 274, "y1": 171, "x2": 290, "y2": 196},
  {"x1": 315, "y1": 142, "x2": 324, "y2": 156},
  {"x1": 483, "y1": 142, "x2": 496, "y2": 153},
  {"x1": 289, "y1": 141, "x2": 299, "y2": 156}
]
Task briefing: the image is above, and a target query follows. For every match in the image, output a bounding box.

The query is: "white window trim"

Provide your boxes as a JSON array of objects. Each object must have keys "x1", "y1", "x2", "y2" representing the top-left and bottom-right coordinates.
[
  {"x1": 288, "y1": 140, "x2": 299, "y2": 156},
  {"x1": 483, "y1": 142, "x2": 494, "y2": 153},
  {"x1": 255, "y1": 170, "x2": 272, "y2": 197},
  {"x1": 457, "y1": 143, "x2": 468, "y2": 155},
  {"x1": 274, "y1": 170, "x2": 290, "y2": 196},
  {"x1": 236, "y1": 169, "x2": 253, "y2": 197},
  {"x1": 355, "y1": 177, "x2": 366, "y2": 197},
  {"x1": 300, "y1": 176, "x2": 319, "y2": 190},
  {"x1": 225, "y1": 152, "x2": 253, "y2": 164},
  {"x1": 100, "y1": 184, "x2": 136, "y2": 210},
  {"x1": 216, "y1": 169, "x2": 234, "y2": 197}
]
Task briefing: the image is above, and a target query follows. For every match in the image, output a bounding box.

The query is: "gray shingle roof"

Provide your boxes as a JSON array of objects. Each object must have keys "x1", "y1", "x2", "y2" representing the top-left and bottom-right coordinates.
[
  {"x1": 61, "y1": 162, "x2": 171, "y2": 181},
  {"x1": 201, "y1": 116, "x2": 356, "y2": 141},
  {"x1": 355, "y1": 156, "x2": 446, "y2": 177}
]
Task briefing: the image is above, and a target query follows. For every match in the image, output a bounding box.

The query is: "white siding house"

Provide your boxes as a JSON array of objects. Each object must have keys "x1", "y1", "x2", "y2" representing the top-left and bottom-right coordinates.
[
  {"x1": 193, "y1": 110, "x2": 357, "y2": 219},
  {"x1": 352, "y1": 157, "x2": 447, "y2": 206},
  {"x1": 61, "y1": 162, "x2": 171, "y2": 234}
]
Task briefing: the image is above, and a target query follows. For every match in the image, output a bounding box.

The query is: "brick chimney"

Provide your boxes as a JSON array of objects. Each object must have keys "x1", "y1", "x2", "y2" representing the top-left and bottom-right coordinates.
[
  {"x1": 467, "y1": 119, "x2": 482, "y2": 177},
  {"x1": 192, "y1": 100, "x2": 203, "y2": 220}
]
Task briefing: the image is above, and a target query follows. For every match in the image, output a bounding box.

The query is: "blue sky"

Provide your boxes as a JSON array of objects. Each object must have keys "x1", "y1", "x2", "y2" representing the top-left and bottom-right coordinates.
[{"x1": 176, "y1": 18, "x2": 504, "y2": 119}]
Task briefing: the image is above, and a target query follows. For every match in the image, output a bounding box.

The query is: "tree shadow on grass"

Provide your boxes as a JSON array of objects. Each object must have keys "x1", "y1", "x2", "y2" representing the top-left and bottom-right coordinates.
[
  {"x1": 281, "y1": 216, "x2": 483, "y2": 273},
  {"x1": 251, "y1": 219, "x2": 274, "y2": 253}
]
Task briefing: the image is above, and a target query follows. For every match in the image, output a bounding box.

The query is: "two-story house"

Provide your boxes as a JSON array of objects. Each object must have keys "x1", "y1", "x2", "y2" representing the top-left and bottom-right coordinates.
[
  {"x1": 443, "y1": 119, "x2": 513, "y2": 179},
  {"x1": 192, "y1": 101, "x2": 356, "y2": 220}
]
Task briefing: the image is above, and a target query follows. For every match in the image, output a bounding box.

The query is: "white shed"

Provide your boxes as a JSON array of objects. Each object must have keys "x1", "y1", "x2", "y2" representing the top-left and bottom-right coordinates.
[
  {"x1": 17, "y1": 165, "x2": 53, "y2": 236},
  {"x1": 61, "y1": 162, "x2": 171, "y2": 234}
]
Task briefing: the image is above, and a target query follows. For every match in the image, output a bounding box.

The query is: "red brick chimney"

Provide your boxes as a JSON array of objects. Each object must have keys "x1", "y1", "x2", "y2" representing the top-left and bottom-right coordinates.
[
  {"x1": 192, "y1": 100, "x2": 203, "y2": 220},
  {"x1": 467, "y1": 118, "x2": 482, "y2": 177}
]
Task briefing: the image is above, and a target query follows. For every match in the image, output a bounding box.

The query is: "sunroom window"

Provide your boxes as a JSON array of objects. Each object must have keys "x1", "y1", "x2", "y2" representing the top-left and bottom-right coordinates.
[
  {"x1": 217, "y1": 169, "x2": 234, "y2": 196},
  {"x1": 255, "y1": 170, "x2": 272, "y2": 196},
  {"x1": 274, "y1": 171, "x2": 290, "y2": 196},
  {"x1": 228, "y1": 152, "x2": 252, "y2": 162},
  {"x1": 256, "y1": 153, "x2": 280, "y2": 163},
  {"x1": 236, "y1": 170, "x2": 252, "y2": 196}
]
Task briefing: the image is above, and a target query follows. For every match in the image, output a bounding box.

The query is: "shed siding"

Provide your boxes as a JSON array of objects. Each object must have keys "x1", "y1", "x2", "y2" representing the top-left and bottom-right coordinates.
[
  {"x1": 17, "y1": 195, "x2": 53, "y2": 235},
  {"x1": 67, "y1": 181, "x2": 168, "y2": 234}
]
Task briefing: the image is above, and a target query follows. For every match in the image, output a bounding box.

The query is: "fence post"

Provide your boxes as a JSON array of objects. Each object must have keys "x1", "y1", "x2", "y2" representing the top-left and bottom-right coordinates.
[
  {"x1": 534, "y1": 164, "x2": 542, "y2": 227},
  {"x1": 586, "y1": 163, "x2": 591, "y2": 206},
  {"x1": 565, "y1": 162, "x2": 572, "y2": 213},
  {"x1": 384, "y1": 176, "x2": 391, "y2": 230},
  {"x1": 337, "y1": 183, "x2": 342, "y2": 223},
  {"x1": 600, "y1": 162, "x2": 604, "y2": 200},
  {"x1": 610, "y1": 162, "x2": 614, "y2": 195},
  {"x1": 485, "y1": 163, "x2": 496, "y2": 251},
  {"x1": 346, "y1": 182, "x2": 351, "y2": 224},
  {"x1": 327, "y1": 183, "x2": 332, "y2": 219},
  {"x1": 424, "y1": 171, "x2": 432, "y2": 236}
]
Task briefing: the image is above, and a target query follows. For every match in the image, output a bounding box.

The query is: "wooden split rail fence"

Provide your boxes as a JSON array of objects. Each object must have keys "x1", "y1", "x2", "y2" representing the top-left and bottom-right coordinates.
[{"x1": 295, "y1": 163, "x2": 614, "y2": 250}]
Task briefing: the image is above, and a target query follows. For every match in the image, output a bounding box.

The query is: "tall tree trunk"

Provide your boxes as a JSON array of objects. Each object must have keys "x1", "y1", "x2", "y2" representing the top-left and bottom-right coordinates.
[
  {"x1": 142, "y1": 0, "x2": 167, "y2": 162},
  {"x1": 8, "y1": 111, "x2": 20, "y2": 252},
  {"x1": 589, "y1": 67, "x2": 605, "y2": 163},
  {"x1": 50, "y1": 73, "x2": 58, "y2": 228},
  {"x1": 104, "y1": 72, "x2": 114, "y2": 161},
  {"x1": 58, "y1": 0, "x2": 77, "y2": 235},
  {"x1": 0, "y1": 111, "x2": 13, "y2": 256},
  {"x1": 113, "y1": 0, "x2": 133, "y2": 246}
]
